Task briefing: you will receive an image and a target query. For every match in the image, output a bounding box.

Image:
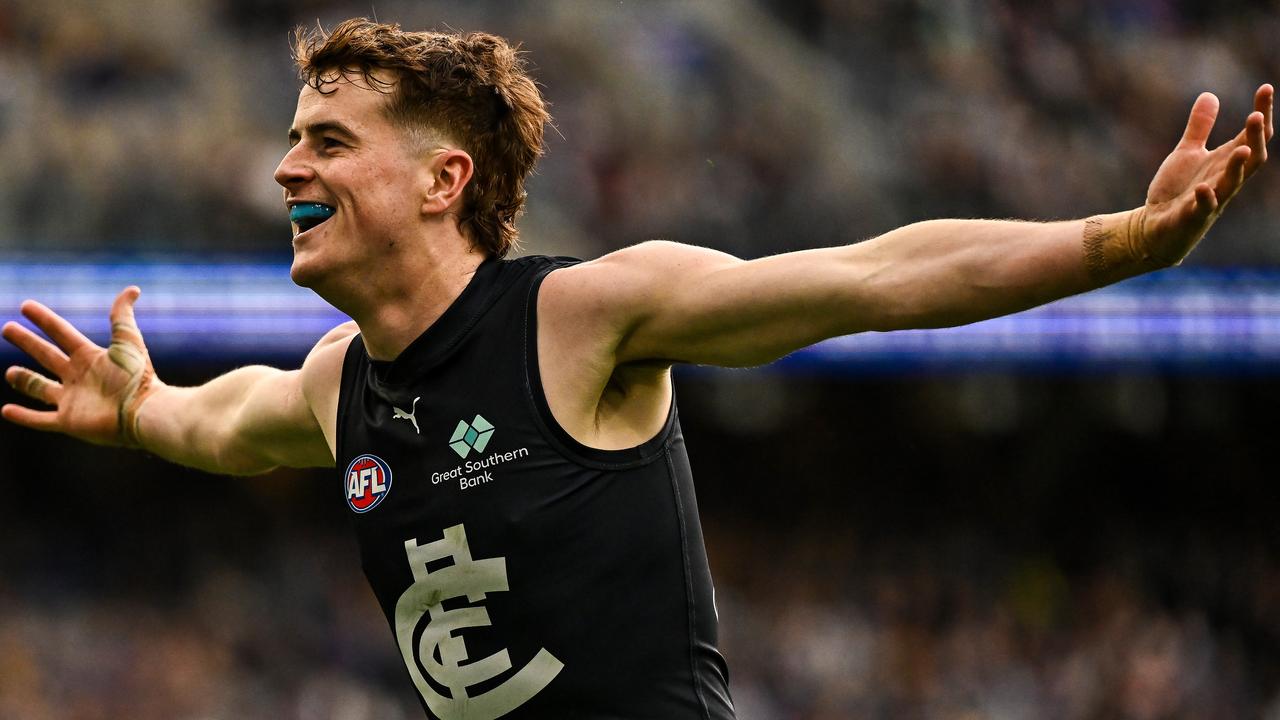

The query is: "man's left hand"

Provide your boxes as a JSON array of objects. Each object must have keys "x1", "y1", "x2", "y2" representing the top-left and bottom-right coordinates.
[{"x1": 1141, "y1": 83, "x2": 1273, "y2": 266}]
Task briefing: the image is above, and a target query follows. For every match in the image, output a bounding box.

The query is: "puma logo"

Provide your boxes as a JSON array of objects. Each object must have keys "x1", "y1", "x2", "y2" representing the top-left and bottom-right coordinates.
[{"x1": 393, "y1": 397, "x2": 421, "y2": 435}]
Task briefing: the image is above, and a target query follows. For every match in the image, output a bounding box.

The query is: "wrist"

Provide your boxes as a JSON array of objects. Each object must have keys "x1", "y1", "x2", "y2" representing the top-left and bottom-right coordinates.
[
  {"x1": 1082, "y1": 207, "x2": 1163, "y2": 284},
  {"x1": 120, "y1": 375, "x2": 161, "y2": 450}
]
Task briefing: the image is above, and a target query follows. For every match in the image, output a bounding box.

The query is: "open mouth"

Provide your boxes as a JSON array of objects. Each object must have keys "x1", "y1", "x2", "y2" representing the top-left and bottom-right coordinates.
[{"x1": 289, "y1": 203, "x2": 337, "y2": 234}]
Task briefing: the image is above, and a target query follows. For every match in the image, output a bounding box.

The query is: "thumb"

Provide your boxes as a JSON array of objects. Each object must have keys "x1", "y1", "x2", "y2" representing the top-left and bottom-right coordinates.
[
  {"x1": 109, "y1": 286, "x2": 143, "y2": 341},
  {"x1": 107, "y1": 286, "x2": 149, "y2": 374},
  {"x1": 106, "y1": 286, "x2": 156, "y2": 449}
]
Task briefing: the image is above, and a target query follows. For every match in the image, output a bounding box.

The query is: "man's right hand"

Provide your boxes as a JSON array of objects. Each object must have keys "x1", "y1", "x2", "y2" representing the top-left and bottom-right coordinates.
[{"x1": 2, "y1": 287, "x2": 159, "y2": 447}]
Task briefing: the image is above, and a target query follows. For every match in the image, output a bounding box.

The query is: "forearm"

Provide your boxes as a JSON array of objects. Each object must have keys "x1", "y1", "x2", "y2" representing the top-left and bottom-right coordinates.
[
  {"x1": 846, "y1": 208, "x2": 1158, "y2": 332},
  {"x1": 133, "y1": 366, "x2": 286, "y2": 475}
]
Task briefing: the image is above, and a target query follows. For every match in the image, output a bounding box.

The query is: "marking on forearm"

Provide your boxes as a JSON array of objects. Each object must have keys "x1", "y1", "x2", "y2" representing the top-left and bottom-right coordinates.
[{"x1": 1082, "y1": 217, "x2": 1111, "y2": 281}]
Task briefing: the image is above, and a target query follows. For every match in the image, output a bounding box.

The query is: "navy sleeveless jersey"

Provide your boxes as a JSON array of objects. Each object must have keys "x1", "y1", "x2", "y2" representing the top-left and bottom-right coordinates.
[{"x1": 335, "y1": 255, "x2": 735, "y2": 719}]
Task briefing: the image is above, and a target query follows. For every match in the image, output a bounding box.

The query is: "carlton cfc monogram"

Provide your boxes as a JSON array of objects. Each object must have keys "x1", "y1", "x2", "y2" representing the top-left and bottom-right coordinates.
[{"x1": 396, "y1": 523, "x2": 563, "y2": 719}]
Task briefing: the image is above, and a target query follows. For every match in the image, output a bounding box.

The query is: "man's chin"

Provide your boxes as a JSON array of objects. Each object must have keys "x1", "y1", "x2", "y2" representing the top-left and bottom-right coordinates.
[{"x1": 289, "y1": 254, "x2": 326, "y2": 290}]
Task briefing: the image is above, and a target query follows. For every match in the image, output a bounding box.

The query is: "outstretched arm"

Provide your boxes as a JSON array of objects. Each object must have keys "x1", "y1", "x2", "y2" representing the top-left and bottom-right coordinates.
[
  {"x1": 2, "y1": 288, "x2": 345, "y2": 475},
  {"x1": 547, "y1": 85, "x2": 1273, "y2": 368}
]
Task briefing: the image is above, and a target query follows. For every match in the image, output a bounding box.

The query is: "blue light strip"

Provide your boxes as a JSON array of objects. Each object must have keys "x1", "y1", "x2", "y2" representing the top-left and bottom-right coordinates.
[
  {"x1": 0, "y1": 259, "x2": 1277, "y2": 370},
  {"x1": 782, "y1": 269, "x2": 1280, "y2": 372},
  {"x1": 0, "y1": 258, "x2": 348, "y2": 361}
]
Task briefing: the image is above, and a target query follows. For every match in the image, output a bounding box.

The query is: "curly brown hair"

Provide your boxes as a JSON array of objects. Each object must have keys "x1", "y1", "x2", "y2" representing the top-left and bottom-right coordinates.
[{"x1": 292, "y1": 18, "x2": 551, "y2": 258}]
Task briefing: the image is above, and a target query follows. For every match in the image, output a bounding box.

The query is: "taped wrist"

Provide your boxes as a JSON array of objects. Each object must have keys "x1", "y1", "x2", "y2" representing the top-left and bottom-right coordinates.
[
  {"x1": 1082, "y1": 208, "x2": 1160, "y2": 284},
  {"x1": 108, "y1": 330, "x2": 155, "y2": 449}
]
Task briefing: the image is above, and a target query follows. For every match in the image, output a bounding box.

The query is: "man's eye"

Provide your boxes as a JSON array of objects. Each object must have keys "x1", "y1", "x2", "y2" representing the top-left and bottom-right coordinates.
[{"x1": 322, "y1": 137, "x2": 344, "y2": 149}]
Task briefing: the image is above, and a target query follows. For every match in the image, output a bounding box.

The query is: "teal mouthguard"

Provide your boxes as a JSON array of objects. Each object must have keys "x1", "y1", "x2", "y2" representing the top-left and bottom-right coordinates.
[{"x1": 290, "y1": 203, "x2": 336, "y2": 224}]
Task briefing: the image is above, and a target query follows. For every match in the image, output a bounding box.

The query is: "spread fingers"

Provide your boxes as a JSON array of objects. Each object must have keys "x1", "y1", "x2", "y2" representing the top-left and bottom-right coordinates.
[
  {"x1": 2, "y1": 321, "x2": 70, "y2": 376},
  {"x1": 1256, "y1": 83, "x2": 1274, "y2": 141},
  {"x1": 20, "y1": 300, "x2": 94, "y2": 355},
  {"x1": 5, "y1": 366, "x2": 63, "y2": 406},
  {"x1": 0, "y1": 403, "x2": 61, "y2": 433},
  {"x1": 1213, "y1": 145, "x2": 1251, "y2": 203},
  {"x1": 1245, "y1": 111, "x2": 1268, "y2": 174}
]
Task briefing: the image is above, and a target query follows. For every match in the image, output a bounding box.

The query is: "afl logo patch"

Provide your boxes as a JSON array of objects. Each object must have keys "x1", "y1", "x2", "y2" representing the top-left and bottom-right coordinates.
[{"x1": 345, "y1": 454, "x2": 393, "y2": 513}]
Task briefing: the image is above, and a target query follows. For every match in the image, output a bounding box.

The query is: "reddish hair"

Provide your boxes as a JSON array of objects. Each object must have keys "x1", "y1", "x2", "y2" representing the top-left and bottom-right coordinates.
[{"x1": 292, "y1": 18, "x2": 551, "y2": 258}]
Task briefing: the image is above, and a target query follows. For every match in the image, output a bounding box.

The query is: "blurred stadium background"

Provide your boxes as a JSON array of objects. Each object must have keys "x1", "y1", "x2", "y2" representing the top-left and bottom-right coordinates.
[{"x1": 1, "y1": 0, "x2": 1279, "y2": 718}]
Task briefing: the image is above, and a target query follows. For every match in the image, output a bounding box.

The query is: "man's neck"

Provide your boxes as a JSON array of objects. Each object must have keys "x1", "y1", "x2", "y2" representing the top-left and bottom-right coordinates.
[
  {"x1": 363, "y1": 251, "x2": 485, "y2": 361},
  {"x1": 331, "y1": 237, "x2": 487, "y2": 362}
]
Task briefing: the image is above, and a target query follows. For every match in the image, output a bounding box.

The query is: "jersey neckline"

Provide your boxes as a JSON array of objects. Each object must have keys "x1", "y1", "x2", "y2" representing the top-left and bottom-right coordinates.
[{"x1": 366, "y1": 256, "x2": 502, "y2": 389}]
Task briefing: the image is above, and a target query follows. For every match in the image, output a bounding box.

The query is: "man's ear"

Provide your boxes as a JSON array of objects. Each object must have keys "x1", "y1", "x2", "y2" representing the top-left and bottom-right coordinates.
[{"x1": 422, "y1": 149, "x2": 474, "y2": 215}]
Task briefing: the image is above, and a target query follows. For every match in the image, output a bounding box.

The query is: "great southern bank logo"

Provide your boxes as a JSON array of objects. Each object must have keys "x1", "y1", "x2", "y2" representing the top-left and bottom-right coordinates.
[
  {"x1": 345, "y1": 454, "x2": 392, "y2": 513},
  {"x1": 449, "y1": 415, "x2": 495, "y2": 458}
]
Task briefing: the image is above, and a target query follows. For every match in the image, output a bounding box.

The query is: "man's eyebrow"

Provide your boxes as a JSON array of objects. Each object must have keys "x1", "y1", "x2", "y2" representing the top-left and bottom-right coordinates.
[{"x1": 287, "y1": 121, "x2": 359, "y2": 145}]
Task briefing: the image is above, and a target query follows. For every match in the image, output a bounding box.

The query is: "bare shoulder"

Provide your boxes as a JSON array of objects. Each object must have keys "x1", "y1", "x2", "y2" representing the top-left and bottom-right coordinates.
[
  {"x1": 547, "y1": 240, "x2": 738, "y2": 288},
  {"x1": 299, "y1": 320, "x2": 359, "y2": 452},
  {"x1": 301, "y1": 320, "x2": 358, "y2": 394},
  {"x1": 534, "y1": 243, "x2": 738, "y2": 450},
  {"x1": 540, "y1": 241, "x2": 738, "y2": 324},
  {"x1": 312, "y1": 320, "x2": 361, "y2": 352}
]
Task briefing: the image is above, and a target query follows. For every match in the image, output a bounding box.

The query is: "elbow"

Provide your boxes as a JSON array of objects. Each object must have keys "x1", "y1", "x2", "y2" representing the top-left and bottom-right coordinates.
[
  {"x1": 213, "y1": 448, "x2": 279, "y2": 477},
  {"x1": 208, "y1": 422, "x2": 279, "y2": 477}
]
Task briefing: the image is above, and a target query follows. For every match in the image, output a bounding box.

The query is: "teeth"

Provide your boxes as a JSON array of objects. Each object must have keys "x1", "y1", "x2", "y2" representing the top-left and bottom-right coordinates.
[{"x1": 290, "y1": 203, "x2": 336, "y2": 232}]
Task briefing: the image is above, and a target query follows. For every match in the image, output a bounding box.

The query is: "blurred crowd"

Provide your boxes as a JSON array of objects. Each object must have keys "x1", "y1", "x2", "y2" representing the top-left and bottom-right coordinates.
[
  {"x1": 4, "y1": 518, "x2": 1279, "y2": 720},
  {"x1": 1, "y1": 1, "x2": 1280, "y2": 719},
  {"x1": 718, "y1": 529, "x2": 1278, "y2": 720},
  {"x1": 0, "y1": 0, "x2": 1277, "y2": 262},
  {"x1": 1, "y1": 371, "x2": 1277, "y2": 719}
]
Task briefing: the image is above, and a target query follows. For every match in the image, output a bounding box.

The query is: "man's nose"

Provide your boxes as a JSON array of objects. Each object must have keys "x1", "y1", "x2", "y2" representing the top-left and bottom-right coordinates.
[{"x1": 274, "y1": 144, "x2": 314, "y2": 188}]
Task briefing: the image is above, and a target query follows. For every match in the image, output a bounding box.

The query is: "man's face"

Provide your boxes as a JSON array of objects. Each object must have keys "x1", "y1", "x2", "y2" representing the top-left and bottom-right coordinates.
[{"x1": 274, "y1": 72, "x2": 426, "y2": 292}]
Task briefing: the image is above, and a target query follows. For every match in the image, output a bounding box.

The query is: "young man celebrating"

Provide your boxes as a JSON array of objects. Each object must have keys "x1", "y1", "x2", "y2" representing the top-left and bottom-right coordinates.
[{"x1": 1, "y1": 19, "x2": 1273, "y2": 720}]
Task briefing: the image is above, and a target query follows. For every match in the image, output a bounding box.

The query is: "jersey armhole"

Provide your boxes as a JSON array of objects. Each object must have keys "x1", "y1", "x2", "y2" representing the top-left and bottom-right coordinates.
[
  {"x1": 333, "y1": 333, "x2": 367, "y2": 465},
  {"x1": 522, "y1": 260, "x2": 678, "y2": 470}
]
